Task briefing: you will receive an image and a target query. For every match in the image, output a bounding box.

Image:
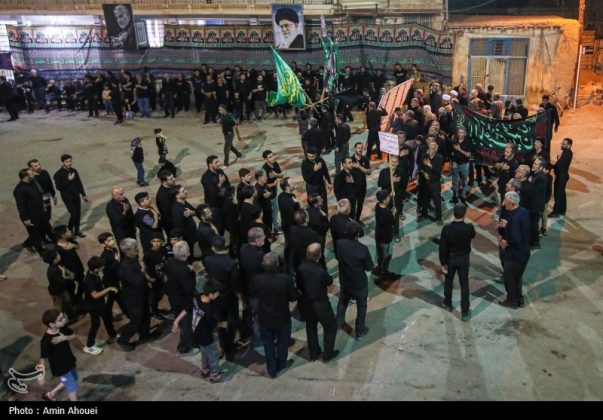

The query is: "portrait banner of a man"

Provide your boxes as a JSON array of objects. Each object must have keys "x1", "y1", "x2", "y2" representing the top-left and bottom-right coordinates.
[
  {"x1": 272, "y1": 4, "x2": 306, "y2": 51},
  {"x1": 103, "y1": 3, "x2": 137, "y2": 50}
]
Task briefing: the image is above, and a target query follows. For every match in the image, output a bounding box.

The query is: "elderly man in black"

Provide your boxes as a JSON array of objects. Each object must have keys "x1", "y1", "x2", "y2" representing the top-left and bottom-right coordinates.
[
  {"x1": 330, "y1": 198, "x2": 364, "y2": 260},
  {"x1": 165, "y1": 240, "x2": 196, "y2": 354},
  {"x1": 53, "y1": 154, "x2": 89, "y2": 238},
  {"x1": 0, "y1": 75, "x2": 19, "y2": 121},
  {"x1": 156, "y1": 170, "x2": 177, "y2": 236},
  {"x1": 14, "y1": 168, "x2": 51, "y2": 255},
  {"x1": 252, "y1": 252, "x2": 298, "y2": 378},
  {"x1": 494, "y1": 144, "x2": 520, "y2": 209},
  {"x1": 365, "y1": 102, "x2": 388, "y2": 158},
  {"x1": 301, "y1": 118, "x2": 323, "y2": 154},
  {"x1": 373, "y1": 189, "x2": 398, "y2": 280},
  {"x1": 278, "y1": 177, "x2": 300, "y2": 276},
  {"x1": 204, "y1": 236, "x2": 241, "y2": 357},
  {"x1": 523, "y1": 157, "x2": 547, "y2": 248},
  {"x1": 302, "y1": 148, "x2": 332, "y2": 213},
  {"x1": 298, "y1": 243, "x2": 339, "y2": 362},
  {"x1": 550, "y1": 138, "x2": 573, "y2": 218},
  {"x1": 335, "y1": 222, "x2": 374, "y2": 339},
  {"x1": 134, "y1": 192, "x2": 163, "y2": 255},
  {"x1": 171, "y1": 185, "x2": 197, "y2": 261},
  {"x1": 239, "y1": 227, "x2": 267, "y2": 343},
  {"x1": 201, "y1": 155, "x2": 230, "y2": 235},
  {"x1": 306, "y1": 193, "x2": 330, "y2": 253},
  {"x1": 28, "y1": 159, "x2": 56, "y2": 222},
  {"x1": 439, "y1": 204, "x2": 476, "y2": 321},
  {"x1": 418, "y1": 141, "x2": 443, "y2": 225},
  {"x1": 117, "y1": 238, "x2": 159, "y2": 351},
  {"x1": 334, "y1": 157, "x2": 358, "y2": 218},
  {"x1": 105, "y1": 186, "x2": 136, "y2": 245},
  {"x1": 377, "y1": 154, "x2": 408, "y2": 242},
  {"x1": 196, "y1": 205, "x2": 218, "y2": 264}
]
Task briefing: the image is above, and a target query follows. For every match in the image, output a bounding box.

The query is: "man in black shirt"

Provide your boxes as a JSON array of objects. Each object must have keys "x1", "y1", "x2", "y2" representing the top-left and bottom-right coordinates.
[
  {"x1": 307, "y1": 193, "x2": 330, "y2": 253},
  {"x1": 393, "y1": 63, "x2": 407, "y2": 84},
  {"x1": 377, "y1": 154, "x2": 408, "y2": 242},
  {"x1": 301, "y1": 148, "x2": 332, "y2": 212},
  {"x1": 202, "y1": 74, "x2": 218, "y2": 124},
  {"x1": 204, "y1": 236, "x2": 241, "y2": 356},
  {"x1": 330, "y1": 199, "x2": 364, "y2": 260},
  {"x1": 439, "y1": 204, "x2": 476, "y2": 321},
  {"x1": 83, "y1": 257, "x2": 117, "y2": 355},
  {"x1": 156, "y1": 170, "x2": 177, "y2": 236},
  {"x1": 298, "y1": 243, "x2": 339, "y2": 362},
  {"x1": 302, "y1": 118, "x2": 324, "y2": 154},
  {"x1": 234, "y1": 73, "x2": 251, "y2": 121},
  {"x1": 523, "y1": 157, "x2": 547, "y2": 248},
  {"x1": 290, "y1": 210, "x2": 323, "y2": 274},
  {"x1": 334, "y1": 157, "x2": 358, "y2": 217},
  {"x1": 262, "y1": 150, "x2": 284, "y2": 233},
  {"x1": 495, "y1": 144, "x2": 520, "y2": 209},
  {"x1": 418, "y1": 142, "x2": 444, "y2": 224},
  {"x1": 350, "y1": 142, "x2": 371, "y2": 222},
  {"x1": 28, "y1": 159, "x2": 56, "y2": 222},
  {"x1": 201, "y1": 155, "x2": 230, "y2": 234},
  {"x1": 252, "y1": 252, "x2": 298, "y2": 378},
  {"x1": 550, "y1": 138, "x2": 573, "y2": 217},
  {"x1": 165, "y1": 240, "x2": 196, "y2": 353},
  {"x1": 105, "y1": 186, "x2": 136, "y2": 245},
  {"x1": 161, "y1": 73, "x2": 177, "y2": 118},
  {"x1": 374, "y1": 190, "x2": 398, "y2": 279},
  {"x1": 117, "y1": 238, "x2": 159, "y2": 351},
  {"x1": 53, "y1": 154, "x2": 88, "y2": 238},
  {"x1": 365, "y1": 102, "x2": 388, "y2": 158},
  {"x1": 254, "y1": 170, "x2": 273, "y2": 231},
  {"x1": 239, "y1": 227, "x2": 267, "y2": 342},
  {"x1": 278, "y1": 177, "x2": 300, "y2": 275},
  {"x1": 14, "y1": 168, "x2": 51, "y2": 255},
  {"x1": 170, "y1": 185, "x2": 197, "y2": 260},
  {"x1": 335, "y1": 222, "x2": 374, "y2": 339},
  {"x1": 335, "y1": 114, "x2": 351, "y2": 174},
  {"x1": 218, "y1": 104, "x2": 243, "y2": 166},
  {"x1": 134, "y1": 192, "x2": 163, "y2": 255},
  {"x1": 0, "y1": 75, "x2": 19, "y2": 121},
  {"x1": 539, "y1": 95, "x2": 559, "y2": 147},
  {"x1": 450, "y1": 128, "x2": 472, "y2": 204}
]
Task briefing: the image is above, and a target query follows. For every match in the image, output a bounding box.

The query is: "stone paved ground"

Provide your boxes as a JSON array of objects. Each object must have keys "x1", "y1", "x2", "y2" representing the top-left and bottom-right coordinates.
[{"x1": 0, "y1": 105, "x2": 602, "y2": 400}]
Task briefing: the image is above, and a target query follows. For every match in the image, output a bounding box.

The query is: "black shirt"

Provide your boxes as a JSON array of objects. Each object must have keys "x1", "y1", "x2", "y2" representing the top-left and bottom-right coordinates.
[
  {"x1": 334, "y1": 169, "x2": 357, "y2": 202},
  {"x1": 196, "y1": 222, "x2": 217, "y2": 261},
  {"x1": 336, "y1": 238, "x2": 374, "y2": 295},
  {"x1": 40, "y1": 326, "x2": 76, "y2": 377},
  {"x1": 192, "y1": 298, "x2": 217, "y2": 346},
  {"x1": 53, "y1": 167, "x2": 86, "y2": 199},
  {"x1": 496, "y1": 156, "x2": 520, "y2": 190},
  {"x1": 135, "y1": 208, "x2": 163, "y2": 246},
  {"x1": 252, "y1": 271, "x2": 298, "y2": 329},
  {"x1": 56, "y1": 242, "x2": 84, "y2": 276},
  {"x1": 298, "y1": 259, "x2": 333, "y2": 303},
  {"x1": 351, "y1": 155, "x2": 370, "y2": 189},
  {"x1": 118, "y1": 256, "x2": 149, "y2": 310},
  {"x1": 35, "y1": 169, "x2": 56, "y2": 199},
  {"x1": 301, "y1": 157, "x2": 331, "y2": 188},
  {"x1": 554, "y1": 149, "x2": 573, "y2": 177},
  {"x1": 13, "y1": 180, "x2": 45, "y2": 223},
  {"x1": 84, "y1": 272, "x2": 106, "y2": 312},
  {"x1": 307, "y1": 206, "x2": 330, "y2": 238},
  {"x1": 451, "y1": 139, "x2": 472, "y2": 164},
  {"x1": 143, "y1": 247, "x2": 167, "y2": 282},
  {"x1": 239, "y1": 243, "x2": 265, "y2": 297},
  {"x1": 375, "y1": 204, "x2": 395, "y2": 244},
  {"x1": 438, "y1": 221, "x2": 476, "y2": 265},
  {"x1": 336, "y1": 123, "x2": 351, "y2": 148},
  {"x1": 204, "y1": 253, "x2": 241, "y2": 295},
  {"x1": 171, "y1": 200, "x2": 197, "y2": 241},
  {"x1": 165, "y1": 258, "x2": 196, "y2": 314},
  {"x1": 278, "y1": 192, "x2": 300, "y2": 232},
  {"x1": 420, "y1": 153, "x2": 444, "y2": 184},
  {"x1": 366, "y1": 109, "x2": 388, "y2": 130},
  {"x1": 47, "y1": 264, "x2": 67, "y2": 296},
  {"x1": 156, "y1": 185, "x2": 175, "y2": 231},
  {"x1": 290, "y1": 225, "x2": 322, "y2": 269},
  {"x1": 101, "y1": 247, "x2": 120, "y2": 288},
  {"x1": 262, "y1": 162, "x2": 282, "y2": 199},
  {"x1": 302, "y1": 127, "x2": 324, "y2": 152},
  {"x1": 106, "y1": 198, "x2": 136, "y2": 239},
  {"x1": 201, "y1": 169, "x2": 230, "y2": 208}
]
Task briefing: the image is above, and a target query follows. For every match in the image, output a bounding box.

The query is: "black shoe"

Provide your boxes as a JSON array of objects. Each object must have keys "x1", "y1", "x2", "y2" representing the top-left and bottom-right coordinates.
[
  {"x1": 548, "y1": 213, "x2": 560, "y2": 218},
  {"x1": 499, "y1": 300, "x2": 519, "y2": 309},
  {"x1": 462, "y1": 310, "x2": 472, "y2": 322},
  {"x1": 118, "y1": 341, "x2": 136, "y2": 351},
  {"x1": 371, "y1": 267, "x2": 382, "y2": 276},
  {"x1": 309, "y1": 350, "x2": 322, "y2": 362},
  {"x1": 280, "y1": 359, "x2": 295, "y2": 371},
  {"x1": 383, "y1": 271, "x2": 401, "y2": 280},
  {"x1": 355, "y1": 327, "x2": 369, "y2": 339},
  {"x1": 75, "y1": 231, "x2": 86, "y2": 238},
  {"x1": 440, "y1": 300, "x2": 454, "y2": 312},
  {"x1": 322, "y1": 349, "x2": 340, "y2": 362}
]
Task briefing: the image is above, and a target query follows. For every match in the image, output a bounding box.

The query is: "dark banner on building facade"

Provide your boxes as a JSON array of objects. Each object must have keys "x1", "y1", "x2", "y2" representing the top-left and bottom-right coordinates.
[
  {"x1": 6, "y1": 24, "x2": 454, "y2": 83},
  {"x1": 453, "y1": 103, "x2": 550, "y2": 163}
]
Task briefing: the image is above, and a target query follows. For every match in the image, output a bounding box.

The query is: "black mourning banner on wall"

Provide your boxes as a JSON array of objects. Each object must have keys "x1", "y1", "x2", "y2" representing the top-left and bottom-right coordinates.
[{"x1": 103, "y1": 3, "x2": 138, "y2": 51}]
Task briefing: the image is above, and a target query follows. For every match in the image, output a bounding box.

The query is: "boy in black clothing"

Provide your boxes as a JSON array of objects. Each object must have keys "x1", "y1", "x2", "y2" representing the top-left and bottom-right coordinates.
[
  {"x1": 37, "y1": 309, "x2": 78, "y2": 401},
  {"x1": 154, "y1": 128, "x2": 168, "y2": 162},
  {"x1": 143, "y1": 234, "x2": 169, "y2": 318},
  {"x1": 52, "y1": 225, "x2": 85, "y2": 306},
  {"x1": 43, "y1": 250, "x2": 75, "y2": 320},
  {"x1": 98, "y1": 232, "x2": 126, "y2": 319},
  {"x1": 172, "y1": 279, "x2": 223, "y2": 383},
  {"x1": 83, "y1": 257, "x2": 118, "y2": 355},
  {"x1": 131, "y1": 137, "x2": 148, "y2": 187},
  {"x1": 165, "y1": 228, "x2": 183, "y2": 259}
]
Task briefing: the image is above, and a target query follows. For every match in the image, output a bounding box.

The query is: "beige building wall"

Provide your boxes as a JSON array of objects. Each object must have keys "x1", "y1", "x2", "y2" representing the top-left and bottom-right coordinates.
[{"x1": 447, "y1": 16, "x2": 580, "y2": 107}]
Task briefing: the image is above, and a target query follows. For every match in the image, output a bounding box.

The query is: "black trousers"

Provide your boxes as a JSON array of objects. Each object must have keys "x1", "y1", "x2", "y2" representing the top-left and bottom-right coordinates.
[
  {"x1": 112, "y1": 100, "x2": 123, "y2": 122},
  {"x1": 86, "y1": 306, "x2": 116, "y2": 348},
  {"x1": 119, "y1": 304, "x2": 151, "y2": 344},
  {"x1": 86, "y1": 97, "x2": 99, "y2": 117},
  {"x1": 204, "y1": 99, "x2": 217, "y2": 123},
  {"x1": 194, "y1": 92, "x2": 204, "y2": 113},
  {"x1": 304, "y1": 300, "x2": 337, "y2": 359},
  {"x1": 420, "y1": 182, "x2": 442, "y2": 220},
  {"x1": 106, "y1": 290, "x2": 127, "y2": 317},
  {"x1": 443, "y1": 255, "x2": 470, "y2": 315},
  {"x1": 177, "y1": 311, "x2": 194, "y2": 352},
  {"x1": 503, "y1": 258, "x2": 528, "y2": 306},
  {"x1": 553, "y1": 173, "x2": 569, "y2": 215},
  {"x1": 2, "y1": 99, "x2": 19, "y2": 119},
  {"x1": 24, "y1": 223, "x2": 46, "y2": 255},
  {"x1": 355, "y1": 187, "x2": 366, "y2": 221},
  {"x1": 529, "y1": 212, "x2": 541, "y2": 246},
  {"x1": 62, "y1": 195, "x2": 82, "y2": 233},
  {"x1": 150, "y1": 277, "x2": 166, "y2": 315},
  {"x1": 365, "y1": 129, "x2": 380, "y2": 157},
  {"x1": 215, "y1": 293, "x2": 240, "y2": 354}
]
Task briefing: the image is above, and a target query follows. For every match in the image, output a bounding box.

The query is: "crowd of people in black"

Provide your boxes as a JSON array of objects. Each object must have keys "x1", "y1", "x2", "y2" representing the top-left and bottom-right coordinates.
[{"x1": 8, "y1": 62, "x2": 575, "y2": 400}]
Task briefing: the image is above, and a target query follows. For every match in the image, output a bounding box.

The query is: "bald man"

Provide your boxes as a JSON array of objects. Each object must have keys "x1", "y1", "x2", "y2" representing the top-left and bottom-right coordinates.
[
  {"x1": 105, "y1": 186, "x2": 136, "y2": 244},
  {"x1": 298, "y1": 243, "x2": 339, "y2": 362}
]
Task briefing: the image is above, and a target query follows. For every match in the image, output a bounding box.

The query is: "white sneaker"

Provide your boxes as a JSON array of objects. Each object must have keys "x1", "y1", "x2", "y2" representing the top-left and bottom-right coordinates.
[{"x1": 83, "y1": 345, "x2": 103, "y2": 355}]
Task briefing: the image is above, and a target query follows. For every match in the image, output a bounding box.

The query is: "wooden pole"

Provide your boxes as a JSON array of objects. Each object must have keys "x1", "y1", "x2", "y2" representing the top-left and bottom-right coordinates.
[{"x1": 389, "y1": 153, "x2": 396, "y2": 216}]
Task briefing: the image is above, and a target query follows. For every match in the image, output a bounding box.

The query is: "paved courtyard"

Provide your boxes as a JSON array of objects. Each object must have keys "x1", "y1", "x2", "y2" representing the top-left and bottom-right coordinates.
[{"x1": 1, "y1": 105, "x2": 602, "y2": 400}]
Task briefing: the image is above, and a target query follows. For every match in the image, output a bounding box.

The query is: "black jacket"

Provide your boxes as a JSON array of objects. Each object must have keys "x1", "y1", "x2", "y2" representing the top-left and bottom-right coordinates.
[
  {"x1": 35, "y1": 170, "x2": 56, "y2": 198},
  {"x1": 201, "y1": 169, "x2": 230, "y2": 208},
  {"x1": 336, "y1": 238, "x2": 374, "y2": 295},
  {"x1": 525, "y1": 171, "x2": 547, "y2": 213},
  {"x1": 156, "y1": 185, "x2": 175, "y2": 231},
  {"x1": 239, "y1": 243, "x2": 265, "y2": 297},
  {"x1": 13, "y1": 180, "x2": 45, "y2": 223},
  {"x1": 118, "y1": 256, "x2": 149, "y2": 310},
  {"x1": 106, "y1": 198, "x2": 136, "y2": 240},
  {"x1": 419, "y1": 153, "x2": 443, "y2": 185},
  {"x1": 165, "y1": 258, "x2": 196, "y2": 314},
  {"x1": 252, "y1": 271, "x2": 298, "y2": 329},
  {"x1": 290, "y1": 225, "x2": 322, "y2": 269},
  {"x1": 278, "y1": 192, "x2": 300, "y2": 232},
  {"x1": 53, "y1": 167, "x2": 86, "y2": 199},
  {"x1": 553, "y1": 149, "x2": 573, "y2": 177}
]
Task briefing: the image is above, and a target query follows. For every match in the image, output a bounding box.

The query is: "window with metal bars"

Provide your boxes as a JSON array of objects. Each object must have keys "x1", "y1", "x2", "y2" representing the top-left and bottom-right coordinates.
[{"x1": 468, "y1": 38, "x2": 529, "y2": 97}]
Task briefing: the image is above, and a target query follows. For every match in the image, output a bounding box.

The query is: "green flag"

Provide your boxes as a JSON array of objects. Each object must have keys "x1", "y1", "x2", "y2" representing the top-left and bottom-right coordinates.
[{"x1": 267, "y1": 47, "x2": 306, "y2": 108}]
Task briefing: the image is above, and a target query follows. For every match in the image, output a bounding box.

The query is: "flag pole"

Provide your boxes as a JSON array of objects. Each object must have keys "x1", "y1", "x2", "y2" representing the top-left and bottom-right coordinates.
[{"x1": 389, "y1": 153, "x2": 396, "y2": 216}]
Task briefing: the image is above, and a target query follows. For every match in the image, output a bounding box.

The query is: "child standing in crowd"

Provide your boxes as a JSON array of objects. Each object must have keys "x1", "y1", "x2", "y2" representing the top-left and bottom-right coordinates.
[
  {"x1": 52, "y1": 225, "x2": 85, "y2": 307},
  {"x1": 102, "y1": 84, "x2": 113, "y2": 115},
  {"x1": 154, "y1": 128, "x2": 168, "y2": 162},
  {"x1": 131, "y1": 137, "x2": 148, "y2": 187},
  {"x1": 98, "y1": 232, "x2": 126, "y2": 321},
  {"x1": 172, "y1": 279, "x2": 224, "y2": 383},
  {"x1": 38, "y1": 309, "x2": 79, "y2": 401},
  {"x1": 124, "y1": 98, "x2": 134, "y2": 119},
  {"x1": 143, "y1": 233, "x2": 168, "y2": 318},
  {"x1": 43, "y1": 250, "x2": 75, "y2": 321}
]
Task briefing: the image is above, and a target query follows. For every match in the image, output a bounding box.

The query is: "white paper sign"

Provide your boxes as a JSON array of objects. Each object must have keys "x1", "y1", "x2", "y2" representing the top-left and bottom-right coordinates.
[{"x1": 378, "y1": 131, "x2": 400, "y2": 155}]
